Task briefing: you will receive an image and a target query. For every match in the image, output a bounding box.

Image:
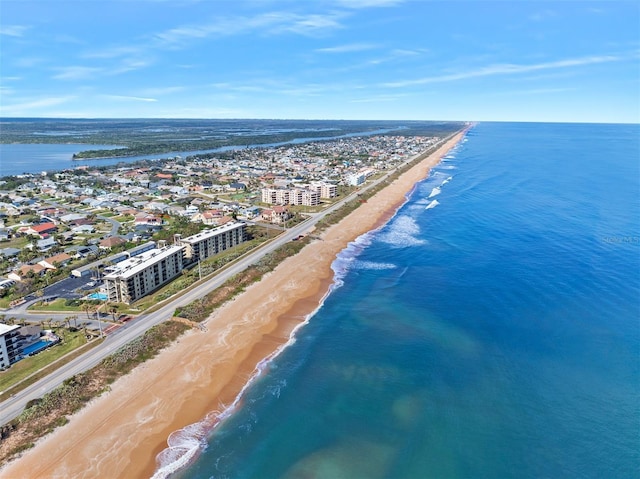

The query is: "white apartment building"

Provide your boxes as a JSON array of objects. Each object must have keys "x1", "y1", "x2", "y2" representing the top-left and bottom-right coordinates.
[
  {"x1": 288, "y1": 188, "x2": 320, "y2": 206},
  {"x1": 104, "y1": 244, "x2": 185, "y2": 304},
  {"x1": 346, "y1": 169, "x2": 374, "y2": 187},
  {"x1": 0, "y1": 323, "x2": 21, "y2": 369},
  {"x1": 261, "y1": 187, "x2": 320, "y2": 206},
  {"x1": 181, "y1": 221, "x2": 247, "y2": 264},
  {"x1": 310, "y1": 182, "x2": 337, "y2": 198}
]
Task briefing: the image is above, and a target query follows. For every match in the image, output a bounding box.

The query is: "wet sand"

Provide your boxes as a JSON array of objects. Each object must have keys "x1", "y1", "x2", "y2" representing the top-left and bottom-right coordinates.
[{"x1": 0, "y1": 132, "x2": 464, "y2": 479}]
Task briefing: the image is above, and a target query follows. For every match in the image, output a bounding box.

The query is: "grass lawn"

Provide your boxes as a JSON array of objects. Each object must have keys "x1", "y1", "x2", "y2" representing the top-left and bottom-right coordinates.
[
  {"x1": 0, "y1": 297, "x2": 13, "y2": 309},
  {"x1": 28, "y1": 298, "x2": 84, "y2": 312},
  {"x1": 0, "y1": 329, "x2": 90, "y2": 394},
  {"x1": 1, "y1": 236, "x2": 29, "y2": 250}
]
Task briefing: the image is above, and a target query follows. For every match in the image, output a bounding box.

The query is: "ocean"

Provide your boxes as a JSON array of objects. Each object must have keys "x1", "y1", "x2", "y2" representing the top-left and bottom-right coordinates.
[{"x1": 158, "y1": 122, "x2": 640, "y2": 479}]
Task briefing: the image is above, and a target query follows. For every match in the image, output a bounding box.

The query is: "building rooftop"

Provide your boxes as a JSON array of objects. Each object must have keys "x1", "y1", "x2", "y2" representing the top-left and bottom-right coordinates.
[
  {"x1": 0, "y1": 323, "x2": 20, "y2": 335},
  {"x1": 103, "y1": 245, "x2": 185, "y2": 280},
  {"x1": 181, "y1": 221, "x2": 245, "y2": 244}
]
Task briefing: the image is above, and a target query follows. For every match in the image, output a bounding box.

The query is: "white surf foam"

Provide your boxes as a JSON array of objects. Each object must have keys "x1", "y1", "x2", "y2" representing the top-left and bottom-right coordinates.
[
  {"x1": 151, "y1": 232, "x2": 381, "y2": 479},
  {"x1": 426, "y1": 199, "x2": 440, "y2": 210},
  {"x1": 378, "y1": 215, "x2": 426, "y2": 247},
  {"x1": 352, "y1": 260, "x2": 397, "y2": 270},
  {"x1": 428, "y1": 186, "x2": 441, "y2": 198}
]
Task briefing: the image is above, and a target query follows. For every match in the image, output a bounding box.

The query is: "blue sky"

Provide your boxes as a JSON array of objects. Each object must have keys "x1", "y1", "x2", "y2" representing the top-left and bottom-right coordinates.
[{"x1": 1, "y1": 0, "x2": 638, "y2": 122}]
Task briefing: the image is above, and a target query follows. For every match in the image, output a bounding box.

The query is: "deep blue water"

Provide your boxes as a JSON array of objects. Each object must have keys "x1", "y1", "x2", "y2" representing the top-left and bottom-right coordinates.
[
  {"x1": 156, "y1": 122, "x2": 640, "y2": 479},
  {"x1": 21, "y1": 340, "x2": 52, "y2": 356}
]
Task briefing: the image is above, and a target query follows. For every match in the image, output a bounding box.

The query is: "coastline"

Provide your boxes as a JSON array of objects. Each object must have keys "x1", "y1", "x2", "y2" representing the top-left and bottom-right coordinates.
[{"x1": 0, "y1": 131, "x2": 465, "y2": 479}]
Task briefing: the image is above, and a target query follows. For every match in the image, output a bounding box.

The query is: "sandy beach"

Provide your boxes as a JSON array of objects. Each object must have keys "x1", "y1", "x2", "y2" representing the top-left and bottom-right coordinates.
[{"x1": 0, "y1": 132, "x2": 464, "y2": 479}]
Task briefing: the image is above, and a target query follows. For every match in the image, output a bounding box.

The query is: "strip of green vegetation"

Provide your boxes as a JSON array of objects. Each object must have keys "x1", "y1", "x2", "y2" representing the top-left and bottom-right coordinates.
[
  {"x1": 28, "y1": 298, "x2": 83, "y2": 312},
  {"x1": 0, "y1": 329, "x2": 88, "y2": 393},
  {"x1": 0, "y1": 337, "x2": 103, "y2": 404},
  {"x1": 0, "y1": 321, "x2": 190, "y2": 463},
  {"x1": 174, "y1": 238, "x2": 310, "y2": 322},
  {"x1": 133, "y1": 237, "x2": 268, "y2": 311}
]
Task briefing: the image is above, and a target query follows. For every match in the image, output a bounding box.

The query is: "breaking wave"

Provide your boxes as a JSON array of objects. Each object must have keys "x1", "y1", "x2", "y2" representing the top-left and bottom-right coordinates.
[{"x1": 378, "y1": 215, "x2": 426, "y2": 247}]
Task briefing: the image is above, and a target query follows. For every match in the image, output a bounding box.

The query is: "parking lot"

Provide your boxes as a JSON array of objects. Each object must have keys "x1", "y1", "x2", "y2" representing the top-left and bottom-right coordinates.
[{"x1": 42, "y1": 276, "x2": 101, "y2": 301}]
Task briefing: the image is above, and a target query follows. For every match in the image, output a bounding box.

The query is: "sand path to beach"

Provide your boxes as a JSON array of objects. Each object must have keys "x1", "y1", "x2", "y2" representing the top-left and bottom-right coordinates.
[{"x1": 0, "y1": 132, "x2": 464, "y2": 479}]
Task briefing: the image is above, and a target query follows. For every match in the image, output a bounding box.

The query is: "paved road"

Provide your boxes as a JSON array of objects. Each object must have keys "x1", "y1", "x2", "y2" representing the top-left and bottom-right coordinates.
[
  {"x1": 0, "y1": 134, "x2": 455, "y2": 426},
  {"x1": 97, "y1": 215, "x2": 120, "y2": 237}
]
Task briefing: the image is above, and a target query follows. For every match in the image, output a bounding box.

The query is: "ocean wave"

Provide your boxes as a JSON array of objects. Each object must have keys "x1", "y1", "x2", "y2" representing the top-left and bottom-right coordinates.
[
  {"x1": 428, "y1": 186, "x2": 441, "y2": 198},
  {"x1": 441, "y1": 176, "x2": 453, "y2": 185},
  {"x1": 331, "y1": 231, "x2": 376, "y2": 282},
  {"x1": 150, "y1": 232, "x2": 373, "y2": 479},
  {"x1": 426, "y1": 199, "x2": 440, "y2": 210},
  {"x1": 378, "y1": 215, "x2": 426, "y2": 247},
  {"x1": 151, "y1": 422, "x2": 210, "y2": 479},
  {"x1": 352, "y1": 260, "x2": 397, "y2": 270}
]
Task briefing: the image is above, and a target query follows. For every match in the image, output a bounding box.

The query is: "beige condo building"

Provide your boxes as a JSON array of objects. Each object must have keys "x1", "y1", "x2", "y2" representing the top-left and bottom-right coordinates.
[
  {"x1": 104, "y1": 244, "x2": 184, "y2": 304},
  {"x1": 180, "y1": 221, "x2": 246, "y2": 264}
]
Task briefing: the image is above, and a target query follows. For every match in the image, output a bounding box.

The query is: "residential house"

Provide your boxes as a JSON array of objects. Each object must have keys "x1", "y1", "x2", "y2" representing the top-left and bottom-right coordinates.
[
  {"x1": 0, "y1": 247, "x2": 20, "y2": 258},
  {"x1": 24, "y1": 222, "x2": 57, "y2": 238},
  {"x1": 8, "y1": 263, "x2": 47, "y2": 281},
  {"x1": 261, "y1": 206, "x2": 291, "y2": 224},
  {"x1": 36, "y1": 237, "x2": 57, "y2": 252},
  {"x1": 71, "y1": 224, "x2": 95, "y2": 234},
  {"x1": 38, "y1": 252, "x2": 72, "y2": 270},
  {"x1": 99, "y1": 236, "x2": 126, "y2": 250}
]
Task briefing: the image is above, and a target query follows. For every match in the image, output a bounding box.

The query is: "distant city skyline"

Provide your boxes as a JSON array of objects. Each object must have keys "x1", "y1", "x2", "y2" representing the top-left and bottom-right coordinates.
[{"x1": 1, "y1": 0, "x2": 638, "y2": 123}]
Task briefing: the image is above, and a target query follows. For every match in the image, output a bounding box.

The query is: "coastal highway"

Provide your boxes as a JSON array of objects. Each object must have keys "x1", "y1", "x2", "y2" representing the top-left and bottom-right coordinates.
[{"x1": 0, "y1": 133, "x2": 457, "y2": 426}]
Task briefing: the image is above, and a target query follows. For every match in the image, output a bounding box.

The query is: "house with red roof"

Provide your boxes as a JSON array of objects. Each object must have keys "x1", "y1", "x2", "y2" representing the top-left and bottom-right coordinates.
[{"x1": 24, "y1": 222, "x2": 57, "y2": 238}]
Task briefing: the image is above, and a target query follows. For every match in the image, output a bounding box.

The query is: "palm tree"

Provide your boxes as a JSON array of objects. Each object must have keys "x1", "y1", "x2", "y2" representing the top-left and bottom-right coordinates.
[
  {"x1": 82, "y1": 301, "x2": 96, "y2": 320},
  {"x1": 108, "y1": 304, "x2": 118, "y2": 322}
]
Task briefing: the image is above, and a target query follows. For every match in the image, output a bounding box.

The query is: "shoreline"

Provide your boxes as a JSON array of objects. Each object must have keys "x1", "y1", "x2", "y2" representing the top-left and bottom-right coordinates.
[{"x1": 0, "y1": 131, "x2": 466, "y2": 479}]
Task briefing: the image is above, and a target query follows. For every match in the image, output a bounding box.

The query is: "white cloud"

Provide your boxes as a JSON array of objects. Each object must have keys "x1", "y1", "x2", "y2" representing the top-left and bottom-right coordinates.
[
  {"x1": 492, "y1": 87, "x2": 575, "y2": 96},
  {"x1": 349, "y1": 93, "x2": 409, "y2": 103},
  {"x1": 102, "y1": 95, "x2": 158, "y2": 102},
  {"x1": 52, "y1": 66, "x2": 103, "y2": 81},
  {"x1": 83, "y1": 46, "x2": 143, "y2": 59},
  {"x1": 0, "y1": 96, "x2": 74, "y2": 115},
  {"x1": 0, "y1": 25, "x2": 29, "y2": 37},
  {"x1": 140, "y1": 86, "x2": 186, "y2": 96},
  {"x1": 111, "y1": 58, "x2": 154, "y2": 75},
  {"x1": 383, "y1": 54, "x2": 623, "y2": 88},
  {"x1": 153, "y1": 11, "x2": 346, "y2": 47},
  {"x1": 316, "y1": 43, "x2": 377, "y2": 53},
  {"x1": 334, "y1": 0, "x2": 403, "y2": 8}
]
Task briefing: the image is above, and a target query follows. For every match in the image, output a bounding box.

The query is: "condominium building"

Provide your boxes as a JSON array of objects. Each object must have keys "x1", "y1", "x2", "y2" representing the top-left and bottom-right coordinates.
[
  {"x1": 181, "y1": 221, "x2": 246, "y2": 264},
  {"x1": 261, "y1": 188, "x2": 291, "y2": 205},
  {"x1": 288, "y1": 188, "x2": 320, "y2": 206},
  {"x1": 316, "y1": 183, "x2": 337, "y2": 199},
  {"x1": 0, "y1": 323, "x2": 21, "y2": 369},
  {"x1": 261, "y1": 187, "x2": 320, "y2": 206},
  {"x1": 104, "y1": 244, "x2": 185, "y2": 304}
]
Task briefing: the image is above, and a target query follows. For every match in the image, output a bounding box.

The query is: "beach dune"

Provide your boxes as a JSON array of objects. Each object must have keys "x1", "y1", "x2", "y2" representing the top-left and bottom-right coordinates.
[{"x1": 0, "y1": 132, "x2": 464, "y2": 479}]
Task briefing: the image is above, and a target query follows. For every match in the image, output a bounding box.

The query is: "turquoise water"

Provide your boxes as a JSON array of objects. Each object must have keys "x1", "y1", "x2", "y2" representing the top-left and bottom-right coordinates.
[
  {"x1": 157, "y1": 122, "x2": 640, "y2": 479},
  {"x1": 87, "y1": 292, "x2": 108, "y2": 301}
]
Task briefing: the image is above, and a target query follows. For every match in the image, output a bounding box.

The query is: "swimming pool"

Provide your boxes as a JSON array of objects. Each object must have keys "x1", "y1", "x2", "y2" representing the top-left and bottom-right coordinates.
[
  {"x1": 21, "y1": 340, "x2": 54, "y2": 356},
  {"x1": 88, "y1": 292, "x2": 108, "y2": 300}
]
